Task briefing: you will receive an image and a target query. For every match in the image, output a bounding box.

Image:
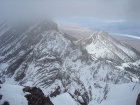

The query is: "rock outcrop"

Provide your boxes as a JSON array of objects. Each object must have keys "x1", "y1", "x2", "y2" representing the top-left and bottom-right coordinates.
[
  {"x1": 23, "y1": 86, "x2": 54, "y2": 105},
  {"x1": 136, "y1": 93, "x2": 140, "y2": 105}
]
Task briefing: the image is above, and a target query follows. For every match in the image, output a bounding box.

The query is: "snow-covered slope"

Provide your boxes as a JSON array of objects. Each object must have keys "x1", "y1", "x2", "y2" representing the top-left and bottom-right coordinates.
[
  {"x1": 0, "y1": 83, "x2": 140, "y2": 105},
  {"x1": 0, "y1": 84, "x2": 78, "y2": 105},
  {"x1": 0, "y1": 21, "x2": 140, "y2": 105},
  {"x1": 76, "y1": 31, "x2": 140, "y2": 64},
  {"x1": 0, "y1": 84, "x2": 28, "y2": 105},
  {"x1": 51, "y1": 93, "x2": 78, "y2": 105},
  {"x1": 89, "y1": 82, "x2": 140, "y2": 105}
]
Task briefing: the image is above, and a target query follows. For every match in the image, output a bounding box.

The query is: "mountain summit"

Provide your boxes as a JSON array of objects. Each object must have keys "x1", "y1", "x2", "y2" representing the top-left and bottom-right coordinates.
[{"x1": 76, "y1": 31, "x2": 140, "y2": 64}]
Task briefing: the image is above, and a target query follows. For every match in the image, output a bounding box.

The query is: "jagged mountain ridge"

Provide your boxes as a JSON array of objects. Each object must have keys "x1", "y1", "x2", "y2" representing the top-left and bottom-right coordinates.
[
  {"x1": 76, "y1": 31, "x2": 140, "y2": 64},
  {"x1": 0, "y1": 20, "x2": 140, "y2": 104}
]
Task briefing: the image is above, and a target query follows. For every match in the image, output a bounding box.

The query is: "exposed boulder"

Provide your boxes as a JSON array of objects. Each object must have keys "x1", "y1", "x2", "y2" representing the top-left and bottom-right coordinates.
[{"x1": 23, "y1": 86, "x2": 54, "y2": 105}]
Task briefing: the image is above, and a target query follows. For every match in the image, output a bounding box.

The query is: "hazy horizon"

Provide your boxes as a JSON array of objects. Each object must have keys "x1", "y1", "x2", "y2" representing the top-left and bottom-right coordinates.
[
  {"x1": 0, "y1": 0, "x2": 140, "y2": 47},
  {"x1": 0, "y1": 0, "x2": 140, "y2": 22}
]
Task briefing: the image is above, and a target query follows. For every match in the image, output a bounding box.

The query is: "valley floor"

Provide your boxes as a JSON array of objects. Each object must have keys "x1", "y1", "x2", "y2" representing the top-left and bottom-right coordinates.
[{"x1": 112, "y1": 35, "x2": 140, "y2": 52}]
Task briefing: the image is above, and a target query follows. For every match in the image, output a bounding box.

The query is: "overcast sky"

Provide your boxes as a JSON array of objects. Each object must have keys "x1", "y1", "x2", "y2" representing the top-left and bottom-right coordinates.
[{"x1": 0, "y1": 0, "x2": 140, "y2": 23}]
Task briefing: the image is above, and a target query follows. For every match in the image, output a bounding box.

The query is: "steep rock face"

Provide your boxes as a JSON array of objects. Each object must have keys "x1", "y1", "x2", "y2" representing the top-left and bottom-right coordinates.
[
  {"x1": 0, "y1": 21, "x2": 140, "y2": 104},
  {"x1": 76, "y1": 31, "x2": 140, "y2": 65}
]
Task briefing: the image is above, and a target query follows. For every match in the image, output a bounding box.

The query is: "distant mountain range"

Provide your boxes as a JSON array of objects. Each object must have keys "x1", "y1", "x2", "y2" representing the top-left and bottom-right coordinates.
[
  {"x1": 57, "y1": 18, "x2": 140, "y2": 37},
  {"x1": 90, "y1": 22, "x2": 140, "y2": 37}
]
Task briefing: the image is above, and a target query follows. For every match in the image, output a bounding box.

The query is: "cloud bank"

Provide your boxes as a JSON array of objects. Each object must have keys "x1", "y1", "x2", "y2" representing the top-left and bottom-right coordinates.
[{"x1": 0, "y1": 0, "x2": 140, "y2": 22}]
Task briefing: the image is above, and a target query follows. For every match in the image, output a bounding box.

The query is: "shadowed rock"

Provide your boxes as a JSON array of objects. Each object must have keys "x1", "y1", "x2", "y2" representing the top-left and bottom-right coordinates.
[
  {"x1": 2, "y1": 101, "x2": 10, "y2": 105},
  {"x1": 0, "y1": 95, "x2": 3, "y2": 100},
  {"x1": 136, "y1": 93, "x2": 140, "y2": 105},
  {"x1": 23, "y1": 86, "x2": 54, "y2": 105},
  {"x1": 0, "y1": 80, "x2": 2, "y2": 84}
]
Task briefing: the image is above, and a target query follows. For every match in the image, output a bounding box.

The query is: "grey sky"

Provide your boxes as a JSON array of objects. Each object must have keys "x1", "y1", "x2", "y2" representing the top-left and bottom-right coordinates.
[{"x1": 0, "y1": 0, "x2": 140, "y2": 22}]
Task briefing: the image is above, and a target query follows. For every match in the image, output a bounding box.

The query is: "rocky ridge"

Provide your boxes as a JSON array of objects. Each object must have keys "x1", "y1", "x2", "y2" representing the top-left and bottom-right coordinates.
[{"x1": 0, "y1": 20, "x2": 140, "y2": 104}]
